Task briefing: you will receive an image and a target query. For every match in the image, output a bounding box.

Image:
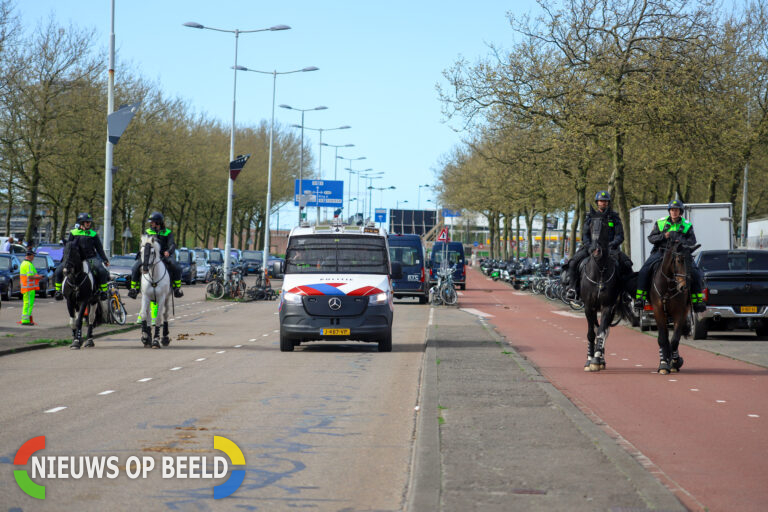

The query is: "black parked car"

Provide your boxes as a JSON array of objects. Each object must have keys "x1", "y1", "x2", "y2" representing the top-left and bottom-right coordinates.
[
  {"x1": 32, "y1": 253, "x2": 56, "y2": 298},
  {"x1": 175, "y1": 248, "x2": 198, "y2": 285},
  {"x1": 0, "y1": 253, "x2": 22, "y2": 300},
  {"x1": 240, "y1": 250, "x2": 263, "y2": 276}
]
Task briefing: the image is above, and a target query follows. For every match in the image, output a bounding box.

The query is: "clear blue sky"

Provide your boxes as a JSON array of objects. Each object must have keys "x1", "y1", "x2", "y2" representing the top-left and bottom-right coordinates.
[{"x1": 17, "y1": 0, "x2": 540, "y2": 228}]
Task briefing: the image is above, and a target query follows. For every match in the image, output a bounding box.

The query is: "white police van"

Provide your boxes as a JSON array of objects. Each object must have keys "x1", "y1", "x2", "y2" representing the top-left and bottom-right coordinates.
[{"x1": 278, "y1": 220, "x2": 402, "y2": 352}]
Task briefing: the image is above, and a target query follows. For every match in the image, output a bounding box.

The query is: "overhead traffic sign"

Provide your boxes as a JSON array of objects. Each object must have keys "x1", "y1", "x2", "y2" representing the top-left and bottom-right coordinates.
[{"x1": 294, "y1": 180, "x2": 343, "y2": 207}]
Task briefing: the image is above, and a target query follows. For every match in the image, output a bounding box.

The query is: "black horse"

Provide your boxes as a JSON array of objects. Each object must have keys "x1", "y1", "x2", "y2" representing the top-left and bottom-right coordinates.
[
  {"x1": 61, "y1": 241, "x2": 100, "y2": 349},
  {"x1": 580, "y1": 208, "x2": 629, "y2": 372},
  {"x1": 649, "y1": 239, "x2": 700, "y2": 374}
]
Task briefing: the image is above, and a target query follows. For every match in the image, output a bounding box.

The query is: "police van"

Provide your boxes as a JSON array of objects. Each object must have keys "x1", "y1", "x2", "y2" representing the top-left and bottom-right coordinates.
[{"x1": 278, "y1": 220, "x2": 402, "y2": 352}]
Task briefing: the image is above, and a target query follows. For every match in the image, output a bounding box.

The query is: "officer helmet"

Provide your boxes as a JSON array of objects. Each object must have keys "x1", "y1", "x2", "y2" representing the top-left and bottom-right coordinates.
[
  {"x1": 594, "y1": 191, "x2": 612, "y2": 203},
  {"x1": 77, "y1": 212, "x2": 93, "y2": 224},
  {"x1": 148, "y1": 212, "x2": 164, "y2": 224},
  {"x1": 667, "y1": 199, "x2": 684, "y2": 211}
]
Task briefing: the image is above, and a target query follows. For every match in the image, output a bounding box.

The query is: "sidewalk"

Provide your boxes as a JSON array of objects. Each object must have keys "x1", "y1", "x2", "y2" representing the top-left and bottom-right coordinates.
[
  {"x1": 408, "y1": 305, "x2": 685, "y2": 511},
  {"x1": 0, "y1": 318, "x2": 139, "y2": 356}
]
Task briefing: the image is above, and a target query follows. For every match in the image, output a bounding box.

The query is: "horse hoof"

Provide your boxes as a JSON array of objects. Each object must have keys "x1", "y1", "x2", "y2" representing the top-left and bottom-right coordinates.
[
  {"x1": 672, "y1": 357, "x2": 684, "y2": 370},
  {"x1": 84, "y1": 339, "x2": 95, "y2": 348},
  {"x1": 151, "y1": 339, "x2": 161, "y2": 349},
  {"x1": 70, "y1": 342, "x2": 81, "y2": 350},
  {"x1": 161, "y1": 336, "x2": 170, "y2": 347},
  {"x1": 589, "y1": 363, "x2": 601, "y2": 372},
  {"x1": 659, "y1": 368, "x2": 669, "y2": 375},
  {"x1": 599, "y1": 363, "x2": 606, "y2": 370}
]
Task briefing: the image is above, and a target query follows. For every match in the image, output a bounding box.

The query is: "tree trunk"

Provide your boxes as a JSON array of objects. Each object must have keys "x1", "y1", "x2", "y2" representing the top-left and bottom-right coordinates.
[
  {"x1": 524, "y1": 208, "x2": 533, "y2": 259},
  {"x1": 539, "y1": 212, "x2": 547, "y2": 262},
  {"x1": 503, "y1": 213, "x2": 510, "y2": 260},
  {"x1": 25, "y1": 161, "x2": 41, "y2": 243},
  {"x1": 708, "y1": 174, "x2": 718, "y2": 203},
  {"x1": 610, "y1": 128, "x2": 630, "y2": 256},
  {"x1": 515, "y1": 211, "x2": 521, "y2": 260},
  {"x1": 561, "y1": 210, "x2": 569, "y2": 261},
  {"x1": 569, "y1": 196, "x2": 580, "y2": 258}
]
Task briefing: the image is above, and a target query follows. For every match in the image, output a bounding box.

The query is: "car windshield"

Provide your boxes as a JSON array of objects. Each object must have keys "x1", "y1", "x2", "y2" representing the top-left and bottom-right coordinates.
[
  {"x1": 196, "y1": 258, "x2": 207, "y2": 265},
  {"x1": 208, "y1": 252, "x2": 223, "y2": 263},
  {"x1": 242, "y1": 251, "x2": 262, "y2": 261},
  {"x1": 698, "y1": 252, "x2": 768, "y2": 272},
  {"x1": 33, "y1": 256, "x2": 49, "y2": 268},
  {"x1": 111, "y1": 256, "x2": 135, "y2": 265},
  {"x1": 285, "y1": 235, "x2": 388, "y2": 274},
  {"x1": 389, "y1": 246, "x2": 421, "y2": 266}
]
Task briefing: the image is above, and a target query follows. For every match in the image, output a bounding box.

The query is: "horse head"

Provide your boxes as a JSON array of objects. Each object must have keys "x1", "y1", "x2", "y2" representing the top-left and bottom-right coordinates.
[
  {"x1": 667, "y1": 239, "x2": 690, "y2": 293},
  {"x1": 62, "y1": 240, "x2": 84, "y2": 278},
  {"x1": 140, "y1": 234, "x2": 161, "y2": 274},
  {"x1": 588, "y1": 209, "x2": 610, "y2": 260}
]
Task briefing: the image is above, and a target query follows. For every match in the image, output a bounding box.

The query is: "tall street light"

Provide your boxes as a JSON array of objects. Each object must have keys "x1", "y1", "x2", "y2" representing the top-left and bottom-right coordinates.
[
  {"x1": 396, "y1": 199, "x2": 409, "y2": 209},
  {"x1": 362, "y1": 174, "x2": 384, "y2": 220},
  {"x1": 323, "y1": 143, "x2": 354, "y2": 180},
  {"x1": 417, "y1": 184, "x2": 430, "y2": 210},
  {"x1": 340, "y1": 156, "x2": 366, "y2": 216},
  {"x1": 183, "y1": 20, "x2": 290, "y2": 277},
  {"x1": 299, "y1": 125, "x2": 350, "y2": 222},
  {"x1": 356, "y1": 169, "x2": 380, "y2": 217},
  {"x1": 234, "y1": 65, "x2": 318, "y2": 277},
  {"x1": 280, "y1": 104, "x2": 327, "y2": 222}
]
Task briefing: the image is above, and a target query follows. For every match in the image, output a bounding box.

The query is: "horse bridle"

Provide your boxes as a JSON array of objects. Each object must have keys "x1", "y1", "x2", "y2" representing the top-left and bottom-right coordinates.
[
  {"x1": 585, "y1": 217, "x2": 616, "y2": 291},
  {"x1": 655, "y1": 241, "x2": 689, "y2": 299}
]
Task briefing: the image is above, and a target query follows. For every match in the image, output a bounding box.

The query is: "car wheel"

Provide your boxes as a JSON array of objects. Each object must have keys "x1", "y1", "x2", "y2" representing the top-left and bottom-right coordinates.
[
  {"x1": 419, "y1": 295, "x2": 428, "y2": 304},
  {"x1": 280, "y1": 329, "x2": 295, "y2": 352},
  {"x1": 756, "y1": 320, "x2": 768, "y2": 338},
  {"x1": 460, "y1": 284, "x2": 466, "y2": 290},
  {"x1": 5, "y1": 283, "x2": 13, "y2": 301},
  {"x1": 378, "y1": 327, "x2": 392, "y2": 352},
  {"x1": 691, "y1": 311, "x2": 708, "y2": 340}
]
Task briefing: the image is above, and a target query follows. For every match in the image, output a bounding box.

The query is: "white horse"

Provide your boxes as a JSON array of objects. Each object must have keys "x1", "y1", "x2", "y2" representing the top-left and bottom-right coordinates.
[{"x1": 138, "y1": 234, "x2": 172, "y2": 348}]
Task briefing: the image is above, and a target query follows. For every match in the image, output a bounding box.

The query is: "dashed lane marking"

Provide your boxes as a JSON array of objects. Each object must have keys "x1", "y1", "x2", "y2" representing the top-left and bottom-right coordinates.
[
  {"x1": 551, "y1": 310, "x2": 583, "y2": 318},
  {"x1": 690, "y1": 388, "x2": 700, "y2": 392},
  {"x1": 748, "y1": 414, "x2": 760, "y2": 418},
  {"x1": 234, "y1": 344, "x2": 242, "y2": 348},
  {"x1": 98, "y1": 390, "x2": 115, "y2": 396},
  {"x1": 459, "y1": 308, "x2": 494, "y2": 318},
  {"x1": 216, "y1": 351, "x2": 226, "y2": 354},
  {"x1": 169, "y1": 367, "x2": 182, "y2": 371},
  {"x1": 137, "y1": 378, "x2": 152, "y2": 382},
  {"x1": 716, "y1": 400, "x2": 726, "y2": 403},
  {"x1": 44, "y1": 407, "x2": 67, "y2": 413},
  {"x1": 248, "y1": 338, "x2": 257, "y2": 342},
  {"x1": 195, "y1": 358, "x2": 206, "y2": 362}
]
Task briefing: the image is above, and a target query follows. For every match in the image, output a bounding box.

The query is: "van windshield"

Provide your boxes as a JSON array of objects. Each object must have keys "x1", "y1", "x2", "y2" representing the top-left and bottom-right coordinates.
[
  {"x1": 286, "y1": 235, "x2": 388, "y2": 274},
  {"x1": 389, "y1": 246, "x2": 421, "y2": 266},
  {"x1": 208, "y1": 252, "x2": 223, "y2": 263},
  {"x1": 432, "y1": 249, "x2": 462, "y2": 265}
]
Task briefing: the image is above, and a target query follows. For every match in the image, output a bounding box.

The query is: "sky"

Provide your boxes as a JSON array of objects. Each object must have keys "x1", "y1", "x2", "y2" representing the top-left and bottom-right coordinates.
[{"x1": 16, "y1": 0, "x2": 541, "y2": 229}]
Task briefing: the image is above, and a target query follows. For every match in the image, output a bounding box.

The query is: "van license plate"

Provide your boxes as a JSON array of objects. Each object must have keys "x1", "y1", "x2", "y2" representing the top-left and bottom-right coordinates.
[
  {"x1": 740, "y1": 306, "x2": 758, "y2": 313},
  {"x1": 322, "y1": 328, "x2": 350, "y2": 336}
]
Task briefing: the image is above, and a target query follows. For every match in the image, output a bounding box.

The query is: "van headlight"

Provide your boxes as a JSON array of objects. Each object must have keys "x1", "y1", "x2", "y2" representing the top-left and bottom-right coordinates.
[
  {"x1": 282, "y1": 292, "x2": 303, "y2": 305},
  {"x1": 368, "y1": 292, "x2": 388, "y2": 305}
]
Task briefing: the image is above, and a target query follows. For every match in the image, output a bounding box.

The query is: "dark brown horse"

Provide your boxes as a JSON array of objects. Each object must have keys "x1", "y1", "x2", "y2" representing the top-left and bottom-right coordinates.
[{"x1": 649, "y1": 239, "x2": 700, "y2": 374}]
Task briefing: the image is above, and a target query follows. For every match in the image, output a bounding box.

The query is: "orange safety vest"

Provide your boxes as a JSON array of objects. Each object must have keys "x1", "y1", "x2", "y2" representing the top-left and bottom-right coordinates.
[{"x1": 20, "y1": 260, "x2": 40, "y2": 293}]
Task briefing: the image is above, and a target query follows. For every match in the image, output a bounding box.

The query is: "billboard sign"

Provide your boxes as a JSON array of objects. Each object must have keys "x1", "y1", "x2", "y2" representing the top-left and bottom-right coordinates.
[{"x1": 293, "y1": 180, "x2": 343, "y2": 207}]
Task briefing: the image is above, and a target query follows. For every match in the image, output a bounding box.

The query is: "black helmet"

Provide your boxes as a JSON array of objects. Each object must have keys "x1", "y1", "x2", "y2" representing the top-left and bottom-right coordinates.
[
  {"x1": 667, "y1": 199, "x2": 684, "y2": 210},
  {"x1": 594, "y1": 191, "x2": 611, "y2": 202},
  {"x1": 77, "y1": 212, "x2": 93, "y2": 224},
  {"x1": 148, "y1": 212, "x2": 164, "y2": 224}
]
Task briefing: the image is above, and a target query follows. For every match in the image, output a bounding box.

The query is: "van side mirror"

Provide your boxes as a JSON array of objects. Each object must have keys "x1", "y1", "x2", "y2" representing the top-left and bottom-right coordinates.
[
  {"x1": 13, "y1": 263, "x2": 19, "y2": 271},
  {"x1": 272, "y1": 261, "x2": 282, "y2": 276},
  {"x1": 390, "y1": 262, "x2": 403, "y2": 280}
]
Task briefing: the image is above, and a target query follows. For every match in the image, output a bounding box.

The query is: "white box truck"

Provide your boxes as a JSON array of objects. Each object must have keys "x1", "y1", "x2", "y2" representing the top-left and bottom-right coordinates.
[
  {"x1": 629, "y1": 202, "x2": 734, "y2": 270},
  {"x1": 629, "y1": 203, "x2": 734, "y2": 330}
]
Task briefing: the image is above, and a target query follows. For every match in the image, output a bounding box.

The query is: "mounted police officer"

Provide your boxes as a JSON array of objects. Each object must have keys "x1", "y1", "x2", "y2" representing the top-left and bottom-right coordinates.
[
  {"x1": 127, "y1": 212, "x2": 184, "y2": 299},
  {"x1": 565, "y1": 191, "x2": 632, "y2": 300},
  {"x1": 54, "y1": 213, "x2": 110, "y2": 301},
  {"x1": 634, "y1": 199, "x2": 706, "y2": 313}
]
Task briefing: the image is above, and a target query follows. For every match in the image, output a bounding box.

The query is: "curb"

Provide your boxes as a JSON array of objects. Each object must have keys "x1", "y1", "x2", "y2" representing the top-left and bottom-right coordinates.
[{"x1": 0, "y1": 323, "x2": 141, "y2": 357}]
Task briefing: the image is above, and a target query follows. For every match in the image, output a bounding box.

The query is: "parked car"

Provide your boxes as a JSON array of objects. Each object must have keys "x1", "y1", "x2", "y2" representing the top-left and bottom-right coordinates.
[
  {"x1": 267, "y1": 256, "x2": 285, "y2": 278},
  {"x1": 195, "y1": 257, "x2": 211, "y2": 282},
  {"x1": 207, "y1": 249, "x2": 224, "y2": 268},
  {"x1": 175, "y1": 248, "x2": 198, "y2": 285},
  {"x1": 690, "y1": 249, "x2": 768, "y2": 339},
  {"x1": 32, "y1": 253, "x2": 56, "y2": 297},
  {"x1": 0, "y1": 253, "x2": 22, "y2": 300},
  {"x1": 36, "y1": 243, "x2": 65, "y2": 265},
  {"x1": 429, "y1": 241, "x2": 466, "y2": 290},
  {"x1": 109, "y1": 255, "x2": 137, "y2": 288},
  {"x1": 241, "y1": 250, "x2": 263, "y2": 275},
  {"x1": 388, "y1": 234, "x2": 429, "y2": 303}
]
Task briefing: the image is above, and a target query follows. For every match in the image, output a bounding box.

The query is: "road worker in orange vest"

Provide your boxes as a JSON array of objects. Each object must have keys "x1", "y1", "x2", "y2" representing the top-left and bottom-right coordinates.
[{"x1": 19, "y1": 249, "x2": 40, "y2": 325}]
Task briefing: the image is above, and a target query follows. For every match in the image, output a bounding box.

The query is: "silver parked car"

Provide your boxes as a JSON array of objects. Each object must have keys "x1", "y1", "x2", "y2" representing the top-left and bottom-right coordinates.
[{"x1": 195, "y1": 257, "x2": 211, "y2": 282}]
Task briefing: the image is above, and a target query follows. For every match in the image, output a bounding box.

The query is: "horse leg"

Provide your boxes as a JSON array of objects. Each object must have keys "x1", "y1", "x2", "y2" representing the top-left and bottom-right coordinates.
[
  {"x1": 141, "y1": 320, "x2": 151, "y2": 347},
  {"x1": 70, "y1": 302, "x2": 87, "y2": 350},
  {"x1": 161, "y1": 322, "x2": 171, "y2": 346},
  {"x1": 654, "y1": 312, "x2": 671, "y2": 374},
  {"x1": 670, "y1": 316, "x2": 685, "y2": 372},
  {"x1": 84, "y1": 319, "x2": 95, "y2": 348},
  {"x1": 596, "y1": 305, "x2": 613, "y2": 370},
  {"x1": 152, "y1": 323, "x2": 161, "y2": 349},
  {"x1": 585, "y1": 306, "x2": 599, "y2": 372}
]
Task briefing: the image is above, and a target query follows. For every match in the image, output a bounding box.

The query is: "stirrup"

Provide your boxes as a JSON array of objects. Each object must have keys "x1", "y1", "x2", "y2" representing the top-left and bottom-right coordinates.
[
  {"x1": 54, "y1": 290, "x2": 63, "y2": 301},
  {"x1": 565, "y1": 288, "x2": 577, "y2": 301},
  {"x1": 692, "y1": 302, "x2": 706, "y2": 313},
  {"x1": 173, "y1": 287, "x2": 184, "y2": 298}
]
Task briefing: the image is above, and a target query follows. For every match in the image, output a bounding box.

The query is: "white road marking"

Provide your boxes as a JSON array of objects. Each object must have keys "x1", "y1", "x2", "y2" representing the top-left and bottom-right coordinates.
[
  {"x1": 429, "y1": 308, "x2": 434, "y2": 326},
  {"x1": 669, "y1": 379, "x2": 678, "y2": 382},
  {"x1": 137, "y1": 378, "x2": 152, "y2": 382},
  {"x1": 262, "y1": 334, "x2": 269, "y2": 337},
  {"x1": 552, "y1": 310, "x2": 583, "y2": 318},
  {"x1": 216, "y1": 350, "x2": 226, "y2": 354},
  {"x1": 457, "y1": 291, "x2": 464, "y2": 296},
  {"x1": 716, "y1": 400, "x2": 726, "y2": 403},
  {"x1": 273, "y1": 329, "x2": 279, "y2": 333},
  {"x1": 635, "y1": 364, "x2": 643, "y2": 367},
  {"x1": 44, "y1": 407, "x2": 67, "y2": 413},
  {"x1": 234, "y1": 344, "x2": 242, "y2": 348},
  {"x1": 622, "y1": 358, "x2": 629, "y2": 361},
  {"x1": 459, "y1": 308, "x2": 494, "y2": 318},
  {"x1": 195, "y1": 358, "x2": 206, "y2": 362},
  {"x1": 512, "y1": 292, "x2": 527, "y2": 296},
  {"x1": 169, "y1": 367, "x2": 182, "y2": 371},
  {"x1": 690, "y1": 388, "x2": 699, "y2": 392},
  {"x1": 248, "y1": 338, "x2": 257, "y2": 342},
  {"x1": 98, "y1": 390, "x2": 115, "y2": 395},
  {"x1": 748, "y1": 414, "x2": 760, "y2": 418}
]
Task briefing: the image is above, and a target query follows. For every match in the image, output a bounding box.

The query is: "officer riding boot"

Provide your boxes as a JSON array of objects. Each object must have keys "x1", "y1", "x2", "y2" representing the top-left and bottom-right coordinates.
[
  {"x1": 91, "y1": 260, "x2": 108, "y2": 301},
  {"x1": 565, "y1": 259, "x2": 581, "y2": 301},
  {"x1": 53, "y1": 264, "x2": 65, "y2": 301},
  {"x1": 166, "y1": 258, "x2": 184, "y2": 298},
  {"x1": 127, "y1": 260, "x2": 141, "y2": 299}
]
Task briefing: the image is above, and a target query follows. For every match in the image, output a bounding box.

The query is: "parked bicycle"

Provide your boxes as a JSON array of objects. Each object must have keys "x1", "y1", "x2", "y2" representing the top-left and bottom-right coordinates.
[
  {"x1": 106, "y1": 281, "x2": 127, "y2": 325},
  {"x1": 205, "y1": 266, "x2": 247, "y2": 299},
  {"x1": 430, "y1": 264, "x2": 458, "y2": 306},
  {"x1": 246, "y1": 265, "x2": 277, "y2": 301}
]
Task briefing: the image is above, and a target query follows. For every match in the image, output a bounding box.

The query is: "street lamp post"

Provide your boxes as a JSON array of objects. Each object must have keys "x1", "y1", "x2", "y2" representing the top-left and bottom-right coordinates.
[
  {"x1": 364, "y1": 176, "x2": 383, "y2": 221},
  {"x1": 234, "y1": 65, "x2": 318, "y2": 277},
  {"x1": 417, "y1": 184, "x2": 430, "y2": 210},
  {"x1": 280, "y1": 104, "x2": 327, "y2": 223},
  {"x1": 300, "y1": 125, "x2": 350, "y2": 221},
  {"x1": 339, "y1": 156, "x2": 366, "y2": 217},
  {"x1": 323, "y1": 143, "x2": 354, "y2": 180},
  {"x1": 183, "y1": 20, "x2": 290, "y2": 277},
  {"x1": 366, "y1": 184, "x2": 394, "y2": 218}
]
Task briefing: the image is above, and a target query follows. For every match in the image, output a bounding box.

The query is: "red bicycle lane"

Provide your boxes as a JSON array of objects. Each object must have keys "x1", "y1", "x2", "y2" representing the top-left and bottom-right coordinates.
[{"x1": 458, "y1": 267, "x2": 768, "y2": 512}]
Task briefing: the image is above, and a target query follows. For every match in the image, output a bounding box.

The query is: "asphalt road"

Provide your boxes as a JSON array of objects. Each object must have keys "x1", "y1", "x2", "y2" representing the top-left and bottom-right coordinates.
[{"x1": 0, "y1": 285, "x2": 430, "y2": 511}]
